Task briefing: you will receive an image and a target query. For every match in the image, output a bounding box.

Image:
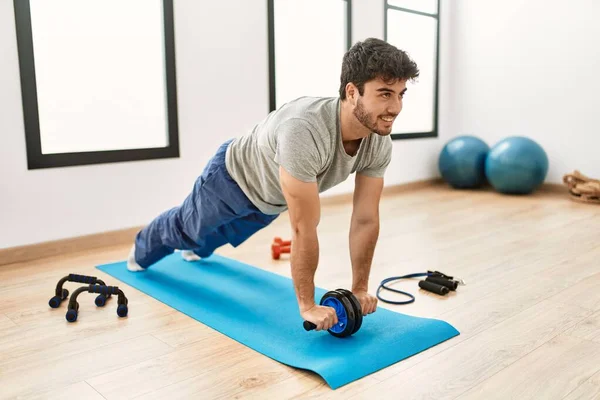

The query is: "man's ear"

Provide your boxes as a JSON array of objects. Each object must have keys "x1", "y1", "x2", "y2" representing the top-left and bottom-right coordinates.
[{"x1": 346, "y1": 83, "x2": 358, "y2": 105}]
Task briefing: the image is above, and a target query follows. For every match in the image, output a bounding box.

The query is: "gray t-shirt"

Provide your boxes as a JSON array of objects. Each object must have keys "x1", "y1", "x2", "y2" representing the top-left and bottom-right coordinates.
[{"x1": 225, "y1": 96, "x2": 392, "y2": 215}]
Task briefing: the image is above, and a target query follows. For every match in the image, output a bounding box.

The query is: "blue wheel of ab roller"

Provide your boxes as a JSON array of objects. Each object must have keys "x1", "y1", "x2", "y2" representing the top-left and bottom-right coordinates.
[
  {"x1": 302, "y1": 289, "x2": 362, "y2": 338},
  {"x1": 321, "y1": 297, "x2": 348, "y2": 335}
]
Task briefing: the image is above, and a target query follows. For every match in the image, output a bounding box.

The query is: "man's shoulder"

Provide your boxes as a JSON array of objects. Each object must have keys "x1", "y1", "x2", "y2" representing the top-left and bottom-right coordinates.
[
  {"x1": 278, "y1": 95, "x2": 338, "y2": 109},
  {"x1": 273, "y1": 96, "x2": 339, "y2": 137},
  {"x1": 275, "y1": 96, "x2": 338, "y2": 123}
]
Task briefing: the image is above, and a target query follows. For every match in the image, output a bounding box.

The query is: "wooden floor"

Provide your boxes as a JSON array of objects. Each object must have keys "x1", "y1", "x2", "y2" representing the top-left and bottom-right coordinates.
[{"x1": 1, "y1": 183, "x2": 600, "y2": 399}]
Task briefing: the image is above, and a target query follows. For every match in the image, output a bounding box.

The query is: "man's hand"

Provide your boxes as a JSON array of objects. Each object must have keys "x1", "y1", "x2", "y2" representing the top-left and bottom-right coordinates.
[
  {"x1": 353, "y1": 290, "x2": 378, "y2": 316},
  {"x1": 301, "y1": 304, "x2": 338, "y2": 331}
]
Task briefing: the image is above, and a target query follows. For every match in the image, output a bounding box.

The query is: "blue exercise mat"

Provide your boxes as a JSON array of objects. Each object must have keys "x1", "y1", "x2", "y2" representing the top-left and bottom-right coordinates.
[{"x1": 96, "y1": 253, "x2": 459, "y2": 389}]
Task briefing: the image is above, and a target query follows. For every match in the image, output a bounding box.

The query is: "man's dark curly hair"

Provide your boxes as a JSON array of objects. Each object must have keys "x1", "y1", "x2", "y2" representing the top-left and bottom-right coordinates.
[{"x1": 339, "y1": 38, "x2": 420, "y2": 100}]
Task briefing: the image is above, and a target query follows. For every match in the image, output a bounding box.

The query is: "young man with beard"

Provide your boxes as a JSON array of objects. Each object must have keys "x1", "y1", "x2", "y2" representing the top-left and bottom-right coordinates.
[{"x1": 127, "y1": 38, "x2": 420, "y2": 332}]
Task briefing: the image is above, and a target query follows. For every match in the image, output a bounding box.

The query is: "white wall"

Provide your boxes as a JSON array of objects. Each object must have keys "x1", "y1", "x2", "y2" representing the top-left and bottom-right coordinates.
[
  {"x1": 0, "y1": 0, "x2": 452, "y2": 249},
  {"x1": 0, "y1": 0, "x2": 270, "y2": 249},
  {"x1": 448, "y1": 0, "x2": 600, "y2": 183}
]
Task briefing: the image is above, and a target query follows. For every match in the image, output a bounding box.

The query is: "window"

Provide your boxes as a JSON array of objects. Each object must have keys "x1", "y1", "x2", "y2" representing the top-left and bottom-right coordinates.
[
  {"x1": 268, "y1": 0, "x2": 352, "y2": 111},
  {"x1": 13, "y1": 0, "x2": 179, "y2": 169},
  {"x1": 385, "y1": 0, "x2": 440, "y2": 139}
]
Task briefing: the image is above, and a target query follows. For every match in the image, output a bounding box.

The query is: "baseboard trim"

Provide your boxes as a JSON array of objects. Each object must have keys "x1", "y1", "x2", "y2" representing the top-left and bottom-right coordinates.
[
  {"x1": 0, "y1": 178, "x2": 566, "y2": 266},
  {"x1": 319, "y1": 178, "x2": 443, "y2": 206},
  {"x1": 538, "y1": 182, "x2": 569, "y2": 193},
  {"x1": 0, "y1": 226, "x2": 142, "y2": 267}
]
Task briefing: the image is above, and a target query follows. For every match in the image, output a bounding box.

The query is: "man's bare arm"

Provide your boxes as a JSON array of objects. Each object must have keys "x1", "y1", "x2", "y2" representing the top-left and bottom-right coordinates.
[
  {"x1": 279, "y1": 166, "x2": 337, "y2": 330},
  {"x1": 349, "y1": 173, "x2": 384, "y2": 314}
]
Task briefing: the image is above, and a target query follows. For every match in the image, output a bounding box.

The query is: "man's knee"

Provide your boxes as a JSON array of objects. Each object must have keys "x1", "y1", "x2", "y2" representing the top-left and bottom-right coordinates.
[{"x1": 154, "y1": 207, "x2": 198, "y2": 250}]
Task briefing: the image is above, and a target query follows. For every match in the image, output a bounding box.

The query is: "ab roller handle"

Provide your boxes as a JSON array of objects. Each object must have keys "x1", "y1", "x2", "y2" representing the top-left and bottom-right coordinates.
[
  {"x1": 303, "y1": 321, "x2": 318, "y2": 331},
  {"x1": 302, "y1": 289, "x2": 363, "y2": 338}
]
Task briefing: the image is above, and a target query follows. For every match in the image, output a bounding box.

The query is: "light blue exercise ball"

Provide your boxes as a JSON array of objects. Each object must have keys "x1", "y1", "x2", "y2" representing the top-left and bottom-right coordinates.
[
  {"x1": 438, "y1": 135, "x2": 490, "y2": 189},
  {"x1": 485, "y1": 136, "x2": 549, "y2": 194}
]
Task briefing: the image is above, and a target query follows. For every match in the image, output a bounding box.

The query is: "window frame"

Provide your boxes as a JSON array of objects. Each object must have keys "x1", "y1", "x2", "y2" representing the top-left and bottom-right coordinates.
[
  {"x1": 267, "y1": 0, "x2": 352, "y2": 112},
  {"x1": 13, "y1": 0, "x2": 180, "y2": 170},
  {"x1": 384, "y1": 0, "x2": 441, "y2": 140}
]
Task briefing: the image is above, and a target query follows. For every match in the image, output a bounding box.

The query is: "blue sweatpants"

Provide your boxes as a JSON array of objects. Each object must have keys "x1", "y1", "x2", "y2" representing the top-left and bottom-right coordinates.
[{"x1": 134, "y1": 139, "x2": 280, "y2": 268}]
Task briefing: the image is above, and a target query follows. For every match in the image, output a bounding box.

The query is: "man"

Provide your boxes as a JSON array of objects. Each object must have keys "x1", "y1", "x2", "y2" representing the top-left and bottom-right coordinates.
[{"x1": 127, "y1": 38, "x2": 419, "y2": 332}]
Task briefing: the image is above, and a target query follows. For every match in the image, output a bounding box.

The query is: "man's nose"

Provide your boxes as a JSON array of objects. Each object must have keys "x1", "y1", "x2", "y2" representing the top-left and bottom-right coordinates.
[{"x1": 388, "y1": 98, "x2": 402, "y2": 115}]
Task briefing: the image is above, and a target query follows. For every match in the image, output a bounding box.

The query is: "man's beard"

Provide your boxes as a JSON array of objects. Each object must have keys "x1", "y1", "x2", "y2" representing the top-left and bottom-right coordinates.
[{"x1": 352, "y1": 98, "x2": 394, "y2": 136}]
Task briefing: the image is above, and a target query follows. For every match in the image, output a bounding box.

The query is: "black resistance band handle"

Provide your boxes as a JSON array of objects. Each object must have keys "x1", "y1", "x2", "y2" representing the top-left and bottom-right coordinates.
[
  {"x1": 425, "y1": 276, "x2": 458, "y2": 291},
  {"x1": 418, "y1": 280, "x2": 449, "y2": 295}
]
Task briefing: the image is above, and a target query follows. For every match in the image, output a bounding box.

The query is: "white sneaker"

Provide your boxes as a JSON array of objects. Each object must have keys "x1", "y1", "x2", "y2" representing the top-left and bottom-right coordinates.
[
  {"x1": 126, "y1": 245, "x2": 145, "y2": 272},
  {"x1": 181, "y1": 250, "x2": 202, "y2": 262}
]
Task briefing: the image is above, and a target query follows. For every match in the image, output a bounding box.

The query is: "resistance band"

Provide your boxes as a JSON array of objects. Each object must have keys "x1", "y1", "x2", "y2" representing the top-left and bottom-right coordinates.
[{"x1": 377, "y1": 271, "x2": 465, "y2": 305}]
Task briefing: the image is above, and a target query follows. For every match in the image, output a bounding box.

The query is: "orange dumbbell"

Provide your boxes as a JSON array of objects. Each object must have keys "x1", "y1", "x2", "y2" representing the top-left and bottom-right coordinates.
[
  {"x1": 271, "y1": 242, "x2": 291, "y2": 260},
  {"x1": 273, "y1": 237, "x2": 291, "y2": 246}
]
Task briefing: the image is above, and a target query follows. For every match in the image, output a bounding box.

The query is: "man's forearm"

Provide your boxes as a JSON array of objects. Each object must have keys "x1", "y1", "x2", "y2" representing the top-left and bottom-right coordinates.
[
  {"x1": 349, "y1": 217, "x2": 379, "y2": 292},
  {"x1": 290, "y1": 228, "x2": 319, "y2": 312}
]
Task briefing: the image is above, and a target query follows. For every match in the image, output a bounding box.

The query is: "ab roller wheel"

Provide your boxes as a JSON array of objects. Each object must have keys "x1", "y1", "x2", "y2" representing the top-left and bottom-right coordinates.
[
  {"x1": 303, "y1": 289, "x2": 363, "y2": 338},
  {"x1": 337, "y1": 288, "x2": 363, "y2": 335}
]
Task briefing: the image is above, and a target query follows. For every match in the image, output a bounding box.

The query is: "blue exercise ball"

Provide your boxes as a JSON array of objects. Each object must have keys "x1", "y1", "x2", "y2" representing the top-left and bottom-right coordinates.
[
  {"x1": 438, "y1": 135, "x2": 490, "y2": 189},
  {"x1": 485, "y1": 136, "x2": 549, "y2": 194}
]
